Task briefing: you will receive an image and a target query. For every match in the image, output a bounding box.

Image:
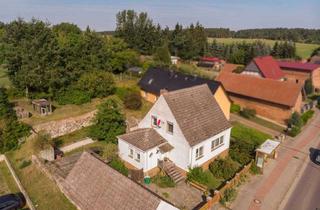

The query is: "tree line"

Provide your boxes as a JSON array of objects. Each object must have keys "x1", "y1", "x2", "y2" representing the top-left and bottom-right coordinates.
[{"x1": 205, "y1": 28, "x2": 320, "y2": 44}]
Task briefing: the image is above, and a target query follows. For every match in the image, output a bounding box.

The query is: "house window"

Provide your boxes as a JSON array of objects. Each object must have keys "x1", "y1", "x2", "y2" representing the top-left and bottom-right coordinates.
[
  {"x1": 167, "y1": 121, "x2": 174, "y2": 134},
  {"x1": 211, "y1": 135, "x2": 224, "y2": 151},
  {"x1": 136, "y1": 153, "x2": 141, "y2": 162},
  {"x1": 195, "y1": 146, "x2": 204, "y2": 160},
  {"x1": 152, "y1": 116, "x2": 158, "y2": 127},
  {"x1": 129, "y1": 148, "x2": 133, "y2": 158},
  {"x1": 296, "y1": 79, "x2": 299, "y2": 83}
]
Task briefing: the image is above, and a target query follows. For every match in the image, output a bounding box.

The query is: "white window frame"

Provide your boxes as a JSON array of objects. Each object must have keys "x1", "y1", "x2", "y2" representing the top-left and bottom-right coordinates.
[
  {"x1": 195, "y1": 146, "x2": 204, "y2": 160},
  {"x1": 151, "y1": 115, "x2": 158, "y2": 127},
  {"x1": 211, "y1": 135, "x2": 225, "y2": 151},
  {"x1": 135, "y1": 152, "x2": 141, "y2": 162},
  {"x1": 129, "y1": 148, "x2": 134, "y2": 158}
]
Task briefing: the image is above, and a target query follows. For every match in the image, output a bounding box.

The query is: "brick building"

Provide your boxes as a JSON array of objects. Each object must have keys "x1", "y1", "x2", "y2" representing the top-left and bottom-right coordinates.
[
  {"x1": 278, "y1": 61, "x2": 320, "y2": 91},
  {"x1": 217, "y1": 73, "x2": 303, "y2": 125}
]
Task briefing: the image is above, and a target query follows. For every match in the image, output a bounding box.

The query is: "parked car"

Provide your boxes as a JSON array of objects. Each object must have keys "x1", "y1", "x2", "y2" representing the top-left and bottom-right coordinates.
[
  {"x1": 0, "y1": 193, "x2": 26, "y2": 210},
  {"x1": 315, "y1": 151, "x2": 320, "y2": 165}
]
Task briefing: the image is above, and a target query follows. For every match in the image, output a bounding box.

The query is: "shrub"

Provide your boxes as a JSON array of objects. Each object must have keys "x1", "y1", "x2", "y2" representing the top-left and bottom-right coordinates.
[
  {"x1": 187, "y1": 167, "x2": 220, "y2": 190},
  {"x1": 304, "y1": 79, "x2": 313, "y2": 95},
  {"x1": 19, "y1": 159, "x2": 32, "y2": 169},
  {"x1": 220, "y1": 188, "x2": 237, "y2": 205},
  {"x1": 76, "y1": 71, "x2": 115, "y2": 98},
  {"x1": 89, "y1": 99, "x2": 126, "y2": 142},
  {"x1": 108, "y1": 158, "x2": 128, "y2": 176},
  {"x1": 229, "y1": 139, "x2": 255, "y2": 165},
  {"x1": 288, "y1": 126, "x2": 301, "y2": 137},
  {"x1": 240, "y1": 108, "x2": 256, "y2": 119},
  {"x1": 152, "y1": 175, "x2": 176, "y2": 188},
  {"x1": 32, "y1": 131, "x2": 53, "y2": 153},
  {"x1": 288, "y1": 112, "x2": 302, "y2": 128},
  {"x1": 209, "y1": 158, "x2": 239, "y2": 180},
  {"x1": 301, "y1": 110, "x2": 314, "y2": 125},
  {"x1": 56, "y1": 89, "x2": 91, "y2": 105},
  {"x1": 230, "y1": 104, "x2": 241, "y2": 113},
  {"x1": 124, "y1": 92, "x2": 142, "y2": 110},
  {"x1": 250, "y1": 164, "x2": 260, "y2": 175},
  {"x1": 232, "y1": 66, "x2": 244, "y2": 74}
]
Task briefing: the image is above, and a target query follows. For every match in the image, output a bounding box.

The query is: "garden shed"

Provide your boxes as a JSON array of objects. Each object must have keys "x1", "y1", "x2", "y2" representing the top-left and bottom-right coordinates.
[{"x1": 32, "y1": 99, "x2": 52, "y2": 115}]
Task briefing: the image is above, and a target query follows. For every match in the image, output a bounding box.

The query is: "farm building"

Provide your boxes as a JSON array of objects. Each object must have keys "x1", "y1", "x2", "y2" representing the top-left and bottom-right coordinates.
[
  {"x1": 138, "y1": 68, "x2": 231, "y2": 119},
  {"x1": 242, "y1": 56, "x2": 285, "y2": 80},
  {"x1": 278, "y1": 61, "x2": 320, "y2": 91},
  {"x1": 217, "y1": 73, "x2": 303, "y2": 125}
]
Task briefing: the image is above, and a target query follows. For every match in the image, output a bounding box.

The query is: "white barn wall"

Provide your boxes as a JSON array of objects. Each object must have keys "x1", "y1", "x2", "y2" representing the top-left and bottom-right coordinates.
[
  {"x1": 190, "y1": 128, "x2": 231, "y2": 168},
  {"x1": 139, "y1": 96, "x2": 191, "y2": 170}
]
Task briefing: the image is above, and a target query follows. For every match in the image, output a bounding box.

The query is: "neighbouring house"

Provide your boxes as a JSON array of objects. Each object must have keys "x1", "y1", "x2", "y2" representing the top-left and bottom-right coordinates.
[
  {"x1": 278, "y1": 61, "x2": 320, "y2": 91},
  {"x1": 242, "y1": 56, "x2": 285, "y2": 80},
  {"x1": 117, "y1": 85, "x2": 231, "y2": 180},
  {"x1": 170, "y1": 56, "x2": 180, "y2": 65},
  {"x1": 197, "y1": 56, "x2": 224, "y2": 69},
  {"x1": 216, "y1": 73, "x2": 303, "y2": 125},
  {"x1": 138, "y1": 68, "x2": 231, "y2": 119},
  {"x1": 59, "y1": 152, "x2": 178, "y2": 210}
]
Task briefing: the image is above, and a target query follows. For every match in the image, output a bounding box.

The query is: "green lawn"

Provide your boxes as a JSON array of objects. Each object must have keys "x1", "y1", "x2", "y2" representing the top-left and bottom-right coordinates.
[
  {"x1": 6, "y1": 137, "x2": 77, "y2": 210},
  {"x1": 208, "y1": 37, "x2": 320, "y2": 59},
  {"x1": 231, "y1": 122, "x2": 271, "y2": 145},
  {"x1": 53, "y1": 126, "x2": 91, "y2": 147},
  {"x1": 0, "y1": 66, "x2": 12, "y2": 88},
  {"x1": 243, "y1": 115, "x2": 285, "y2": 133},
  {"x1": 0, "y1": 161, "x2": 20, "y2": 195}
]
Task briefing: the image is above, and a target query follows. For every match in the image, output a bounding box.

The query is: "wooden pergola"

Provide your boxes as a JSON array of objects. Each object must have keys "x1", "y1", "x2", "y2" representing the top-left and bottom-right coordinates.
[{"x1": 32, "y1": 99, "x2": 52, "y2": 116}]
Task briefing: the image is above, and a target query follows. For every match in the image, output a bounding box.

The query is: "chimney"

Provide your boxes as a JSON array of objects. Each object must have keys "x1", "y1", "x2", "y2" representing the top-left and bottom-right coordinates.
[{"x1": 160, "y1": 89, "x2": 168, "y2": 95}]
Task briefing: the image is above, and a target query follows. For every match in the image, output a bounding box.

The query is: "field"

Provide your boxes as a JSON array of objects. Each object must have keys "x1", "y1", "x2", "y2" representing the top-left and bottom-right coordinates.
[
  {"x1": 0, "y1": 161, "x2": 20, "y2": 195},
  {"x1": 208, "y1": 37, "x2": 320, "y2": 59},
  {"x1": 0, "y1": 66, "x2": 11, "y2": 88}
]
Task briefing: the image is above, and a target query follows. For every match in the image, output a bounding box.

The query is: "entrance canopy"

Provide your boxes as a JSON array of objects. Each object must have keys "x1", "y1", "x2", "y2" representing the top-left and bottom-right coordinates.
[{"x1": 256, "y1": 139, "x2": 280, "y2": 155}]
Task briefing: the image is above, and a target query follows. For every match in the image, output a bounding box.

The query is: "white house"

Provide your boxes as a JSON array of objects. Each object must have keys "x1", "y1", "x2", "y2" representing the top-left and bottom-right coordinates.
[{"x1": 117, "y1": 84, "x2": 232, "y2": 180}]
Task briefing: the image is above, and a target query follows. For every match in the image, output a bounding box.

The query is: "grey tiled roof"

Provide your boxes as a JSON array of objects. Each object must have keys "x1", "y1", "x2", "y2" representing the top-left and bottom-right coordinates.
[
  {"x1": 118, "y1": 128, "x2": 167, "y2": 151},
  {"x1": 163, "y1": 84, "x2": 231, "y2": 146},
  {"x1": 63, "y1": 152, "x2": 164, "y2": 210}
]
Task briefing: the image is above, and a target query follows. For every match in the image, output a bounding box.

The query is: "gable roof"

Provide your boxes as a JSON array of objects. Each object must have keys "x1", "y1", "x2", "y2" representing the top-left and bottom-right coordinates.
[
  {"x1": 278, "y1": 61, "x2": 320, "y2": 72},
  {"x1": 63, "y1": 152, "x2": 176, "y2": 210},
  {"x1": 310, "y1": 56, "x2": 320, "y2": 65},
  {"x1": 163, "y1": 84, "x2": 231, "y2": 146},
  {"x1": 138, "y1": 68, "x2": 221, "y2": 96},
  {"x1": 118, "y1": 128, "x2": 167, "y2": 151},
  {"x1": 216, "y1": 73, "x2": 302, "y2": 107},
  {"x1": 253, "y1": 56, "x2": 285, "y2": 80}
]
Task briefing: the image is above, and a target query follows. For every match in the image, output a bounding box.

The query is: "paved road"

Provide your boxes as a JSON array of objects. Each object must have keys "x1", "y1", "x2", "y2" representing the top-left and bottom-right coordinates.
[{"x1": 284, "y1": 148, "x2": 320, "y2": 210}]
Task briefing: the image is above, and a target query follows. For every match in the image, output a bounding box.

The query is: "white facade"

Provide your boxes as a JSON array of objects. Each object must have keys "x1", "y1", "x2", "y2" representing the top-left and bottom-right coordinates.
[
  {"x1": 118, "y1": 95, "x2": 231, "y2": 172},
  {"x1": 157, "y1": 201, "x2": 179, "y2": 210}
]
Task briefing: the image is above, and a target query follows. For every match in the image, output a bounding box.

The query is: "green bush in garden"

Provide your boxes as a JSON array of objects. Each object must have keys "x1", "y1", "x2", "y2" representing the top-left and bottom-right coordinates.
[
  {"x1": 230, "y1": 104, "x2": 241, "y2": 113},
  {"x1": 239, "y1": 108, "x2": 256, "y2": 119},
  {"x1": 187, "y1": 167, "x2": 220, "y2": 190},
  {"x1": 209, "y1": 158, "x2": 239, "y2": 180}
]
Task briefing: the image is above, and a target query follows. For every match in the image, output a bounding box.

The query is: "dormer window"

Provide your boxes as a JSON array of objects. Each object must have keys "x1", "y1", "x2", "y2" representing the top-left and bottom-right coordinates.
[{"x1": 167, "y1": 121, "x2": 174, "y2": 134}]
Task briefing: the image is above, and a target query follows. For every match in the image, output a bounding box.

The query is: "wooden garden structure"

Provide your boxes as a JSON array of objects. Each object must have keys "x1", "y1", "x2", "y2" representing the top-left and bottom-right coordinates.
[{"x1": 32, "y1": 99, "x2": 52, "y2": 116}]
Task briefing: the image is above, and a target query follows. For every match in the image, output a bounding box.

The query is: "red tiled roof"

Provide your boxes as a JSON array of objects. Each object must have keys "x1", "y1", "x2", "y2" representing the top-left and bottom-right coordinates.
[
  {"x1": 216, "y1": 73, "x2": 302, "y2": 107},
  {"x1": 278, "y1": 61, "x2": 320, "y2": 72},
  {"x1": 201, "y1": 57, "x2": 220, "y2": 62},
  {"x1": 253, "y1": 56, "x2": 285, "y2": 80}
]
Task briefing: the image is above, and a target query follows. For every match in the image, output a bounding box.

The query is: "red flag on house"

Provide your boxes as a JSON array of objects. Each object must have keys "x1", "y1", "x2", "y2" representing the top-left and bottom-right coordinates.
[{"x1": 157, "y1": 119, "x2": 161, "y2": 127}]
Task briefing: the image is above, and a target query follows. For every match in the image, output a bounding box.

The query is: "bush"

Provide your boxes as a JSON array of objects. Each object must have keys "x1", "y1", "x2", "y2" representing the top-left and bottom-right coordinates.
[
  {"x1": 301, "y1": 110, "x2": 314, "y2": 125},
  {"x1": 187, "y1": 167, "x2": 220, "y2": 190},
  {"x1": 209, "y1": 158, "x2": 239, "y2": 180},
  {"x1": 240, "y1": 108, "x2": 256, "y2": 119},
  {"x1": 220, "y1": 188, "x2": 237, "y2": 205},
  {"x1": 56, "y1": 89, "x2": 91, "y2": 105},
  {"x1": 229, "y1": 139, "x2": 255, "y2": 165},
  {"x1": 230, "y1": 104, "x2": 241, "y2": 113},
  {"x1": 250, "y1": 164, "x2": 260, "y2": 175},
  {"x1": 152, "y1": 174, "x2": 176, "y2": 188},
  {"x1": 76, "y1": 71, "x2": 115, "y2": 98},
  {"x1": 304, "y1": 79, "x2": 313, "y2": 95},
  {"x1": 124, "y1": 92, "x2": 142, "y2": 110},
  {"x1": 288, "y1": 126, "x2": 301, "y2": 137},
  {"x1": 19, "y1": 159, "x2": 32, "y2": 169},
  {"x1": 89, "y1": 99, "x2": 126, "y2": 142},
  {"x1": 32, "y1": 131, "x2": 53, "y2": 153},
  {"x1": 108, "y1": 158, "x2": 128, "y2": 176},
  {"x1": 288, "y1": 112, "x2": 302, "y2": 128},
  {"x1": 232, "y1": 66, "x2": 244, "y2": 74}
]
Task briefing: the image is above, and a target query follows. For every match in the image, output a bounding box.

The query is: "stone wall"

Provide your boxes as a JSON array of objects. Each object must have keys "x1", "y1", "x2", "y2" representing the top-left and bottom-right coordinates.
[{"x1": 33, "y1": 110, "x2": 96, "y2": 138}]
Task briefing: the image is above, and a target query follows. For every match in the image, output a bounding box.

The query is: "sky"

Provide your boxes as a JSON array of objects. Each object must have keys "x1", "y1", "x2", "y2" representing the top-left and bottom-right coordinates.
[{"x1": 0, "y1": 0, "x2": 319, "y2": 31}]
